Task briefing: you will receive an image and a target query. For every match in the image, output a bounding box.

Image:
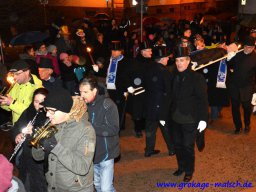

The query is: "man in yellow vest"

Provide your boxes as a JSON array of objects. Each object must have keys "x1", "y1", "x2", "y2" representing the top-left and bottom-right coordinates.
[{"x1": 0, "y1": 60, "x2": 42, "y2": 123}]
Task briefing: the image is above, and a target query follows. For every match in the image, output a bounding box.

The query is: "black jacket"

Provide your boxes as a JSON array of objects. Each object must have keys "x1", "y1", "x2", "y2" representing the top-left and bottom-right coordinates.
[
  {"x1": 42, "y1": 76, "x2": 63, "y2": 92},
  {"x1": 87, "y1": 92, "x2": 120, "y2": 164},
  {"x1": 171, "y1": 68, "x2": 208, "y2": 124},
  {"x1": 144, "y1": 62, "x2": 172, "y2": 121}
]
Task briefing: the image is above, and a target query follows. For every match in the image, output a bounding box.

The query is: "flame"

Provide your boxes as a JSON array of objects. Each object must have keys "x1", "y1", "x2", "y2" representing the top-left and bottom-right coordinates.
[
  {"x1": 7, "y1": 73, "x2": 15, "y2": 85},
  {"x1": 86, "y1": 47, "x2": 91, "y2": 53},
  {"x1": 237, "y1": 44, "x2": 241, "y2": 49}
]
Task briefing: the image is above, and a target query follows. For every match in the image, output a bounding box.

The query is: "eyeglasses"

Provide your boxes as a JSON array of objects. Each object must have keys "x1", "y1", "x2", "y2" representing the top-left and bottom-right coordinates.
[{"x1": 44, "y1": 107, "x2": 57, "y2": 115}]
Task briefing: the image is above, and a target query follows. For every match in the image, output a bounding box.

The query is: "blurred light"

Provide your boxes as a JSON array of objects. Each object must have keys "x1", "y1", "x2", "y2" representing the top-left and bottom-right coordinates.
[
  {"x1": 86, "y1": 47, "x2": 91, "y2": 53},
  {"x1": 7, "y1": 73, "x2": 15, "y2": 85},
  {"x1": 132, "y1": 0, "x2": 138, "y2": 6}
]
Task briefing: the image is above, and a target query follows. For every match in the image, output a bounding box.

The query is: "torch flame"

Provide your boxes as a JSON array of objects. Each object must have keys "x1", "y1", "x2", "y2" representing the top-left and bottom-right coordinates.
[
  {"x1": 7, "y1": 73, "x2": 15, "y2": 85},
  {"x1": 86, "y1": 47, "x2": 91, "y2": 53},
  {"x1": 238, "y1": 44, "x2": 241, "y2": 49}
]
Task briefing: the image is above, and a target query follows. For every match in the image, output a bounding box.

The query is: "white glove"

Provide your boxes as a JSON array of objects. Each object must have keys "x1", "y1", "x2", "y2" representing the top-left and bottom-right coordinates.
[
  {"x1": 227, "y1": 51, "x2": 236, "y2": 61},
  {"x1": 197, "y1": 121, "x2": 207, "y2": 133},
  {"x1": 253, "y1": 106, "x2": 256, "y2": 113},
  {"x1": 251, "y1": 93, "x2": 256, "y2": 105},
  {"x1": 92, "y1": 64, "x2": 99, "y2": 72},
  {"x1": 123, "y1": 92, "x2": 128, "y2": 98},
  {"x1": 159, "y1": 120, "x2": 165, "y2": 126},
  {"x1": 127, "y1": 86, "x2": 135, "y2": 94}
]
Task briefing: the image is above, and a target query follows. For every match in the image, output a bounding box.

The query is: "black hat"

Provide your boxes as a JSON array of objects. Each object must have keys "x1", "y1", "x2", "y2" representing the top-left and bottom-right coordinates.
[
  {"x1": 38, "y1": 57, "x2": 53, "y2": 69},
  {"x1": 244, "y1": 36, "x2": 255, "y2": 46},
  {"x1": 153, "y1": 46, "x2": 168, "y2": 59},
  {"x1": 175, "y1": 47, "x2": 190, "y2": 58},
  {"x1": 42, "y1": 88, "x2": 73, "y2": 113},
  {"x1": 110, "y1": 41, "x2": 123, "y2": 50},
  {"x1": 9, "y1": 60, "x2": 30, "y2": 72},
  {"x1": 140, "y1": 41, "x2": 151, "y2": 50}
]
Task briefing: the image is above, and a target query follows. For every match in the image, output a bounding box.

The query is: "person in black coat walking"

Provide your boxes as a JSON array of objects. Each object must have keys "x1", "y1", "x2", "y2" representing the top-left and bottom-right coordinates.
[
  {"x1": 105, "y1": 41, "x2": 131, "y2": 130},
  {"x1": 129, "y1": 41, "x2": 154, "y2": 138},
  {"x1": 171, "y1": 47, "x2": 208, "y2": 182},
  {"x1": 143, "y1": 46, "x2": 174, "y2": 157},
  {"x1": 12, "y1": 88, "x2": 48, "y2": 192},
  {"x1": 227, "y1": 36, "x2": 256, "y2": 134}
]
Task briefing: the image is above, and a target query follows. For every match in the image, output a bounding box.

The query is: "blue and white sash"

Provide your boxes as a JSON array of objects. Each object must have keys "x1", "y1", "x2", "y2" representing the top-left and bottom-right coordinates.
[
  {"x1": 106, "y1": 55, "x2": 124, "y2": 90},
  {"x1": 216, "y1": 59, "x2": 227, "y2": 88}
]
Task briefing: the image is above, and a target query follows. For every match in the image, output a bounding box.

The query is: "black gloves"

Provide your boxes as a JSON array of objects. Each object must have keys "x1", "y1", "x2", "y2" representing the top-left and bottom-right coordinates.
[{"x1": 40, "y1": 136, "x2": 57, "y2": 152}]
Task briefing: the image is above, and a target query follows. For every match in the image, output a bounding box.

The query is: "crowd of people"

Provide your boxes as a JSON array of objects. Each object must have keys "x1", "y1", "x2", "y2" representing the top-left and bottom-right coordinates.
[{"x1": 0, "y1": 16, "x2": 256, "y2": 191}]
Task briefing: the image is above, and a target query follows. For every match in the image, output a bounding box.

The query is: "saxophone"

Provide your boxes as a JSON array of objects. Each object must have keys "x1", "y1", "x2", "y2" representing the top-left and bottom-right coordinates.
[{"x1": 30, "y1": 119, "x2": 58, "y2": 148}]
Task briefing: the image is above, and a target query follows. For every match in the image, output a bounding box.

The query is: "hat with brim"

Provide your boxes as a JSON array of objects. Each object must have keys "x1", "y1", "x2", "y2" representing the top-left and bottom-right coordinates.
[
  {"x1": 42, "y1": 88, "x2": 73, "y2": 113},
  {"x1": 175, "y1": 47, "x2": 190, "y2": 58},
  {"x1": 244, "y1": 36, "x2": 255, "y2": 46},
  {"x1": 9, "y1": 60, "x2": 30, "y2": 72},
  {"x1": 153, "y1": 46, "x2": 168, "y2": 59},
  {"x1": 110, "y1": 41, "x2": 123, "y2": 50},
  {"x1": 38, "y1": 57, "x2": 53, "y2": 69},
  {"x1": 140, "y1": 41, "x2": 151, "y2": 50}
]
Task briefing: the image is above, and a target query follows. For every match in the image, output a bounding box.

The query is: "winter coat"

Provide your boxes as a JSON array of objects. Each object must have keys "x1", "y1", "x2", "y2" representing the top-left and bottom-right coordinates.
[
  {"x1": 144, "y1": 62, "x2": 172, "y2": 121},
  {"x1": 171, "y1": 68, "x2": 208, "y2": 124},
  {"x1": 32, "y1": 114, "x2": 96, "y2": 192},
  {"x1": 87, "y1": 93, "x2": 120, "y2": 164},
  {"x1": 1, "y1": 74, "x2": 43, "y2": 123}
]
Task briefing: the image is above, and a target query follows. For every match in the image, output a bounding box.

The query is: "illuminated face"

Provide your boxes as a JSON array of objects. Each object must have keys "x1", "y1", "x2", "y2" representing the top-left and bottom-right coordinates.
[
  {"x1": 28, "y1": 48, "x2": 35, "y2": 57},
  {"x1": 141, "y1": 49, "x2": 152, "y2": 58},
  {"x1": 38, "y1": 68, "x2": 53, "y2": 80},
  {"x1": 159, "y1": 57, "x2": 169, "y2": 66},
  {"x1": 184, "y1": 29, "x2": 191, "y2": 38},
  {"x1": 33, "y1": 94, "x2": 46, "y2": 111},
  {"x1": 13, "y1": 70, "x2": 30, "y2": 84},
  {"x1": 45, "y1": 107, "x2": 67, "y2": 125},
  {"x1": 79, "y1": 84, "x2": 97, "y2": 104},
  {"x1": 111, "y1": 50, "x2": 122, "y2": 58},
  {"x1": 244, "y1": 45, "x2": 255, "y2": 55},
  {"x1": 175, "y1": 56, "x2": 190, "y2": 72}
]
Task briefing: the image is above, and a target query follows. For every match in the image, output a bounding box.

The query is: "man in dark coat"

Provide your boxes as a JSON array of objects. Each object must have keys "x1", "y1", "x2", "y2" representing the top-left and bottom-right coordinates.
[
  {"x1": 129, "y1": 41, "x2": 154, "y2": 138},
  {"x1": 143, "y1": 46, "x2": 174, "y2": 157},
  {"x1": 38, "y1": 57, "x2": 63, "y2": 92},
  {"x1": 106, "y1": 41, "x2": 131, "y2": 130},
  {"x1": 227, "y1": 36, "x2": 256, "y2": 134},
  {"x1": 171, "y1": 47, "x2": 208, "y2": 182},
  {"x1": 79, "y1": 77, "x2": 120, "y2": 192}
]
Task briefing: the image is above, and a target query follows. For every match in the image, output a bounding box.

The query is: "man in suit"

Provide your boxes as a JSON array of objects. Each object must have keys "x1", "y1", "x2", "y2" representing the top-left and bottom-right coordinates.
[
  {"x1": 227, "y1": 36, "x2": 256, "y2": 134},
  {"x1": 143, "y1": 46, "x2": 174, "y2": 157},
  {"x1": 170, "y1": 47, "x2": 208, "y2": 182}
]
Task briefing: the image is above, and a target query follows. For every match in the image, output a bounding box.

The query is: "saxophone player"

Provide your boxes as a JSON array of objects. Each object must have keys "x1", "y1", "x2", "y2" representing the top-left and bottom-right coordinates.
[{"x1": 32, "y1": 88, "x2": 96, "y2": 192}]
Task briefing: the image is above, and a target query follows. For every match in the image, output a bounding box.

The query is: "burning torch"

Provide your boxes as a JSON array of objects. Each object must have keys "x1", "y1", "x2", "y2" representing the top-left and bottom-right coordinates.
[{"x1": 86, "y1": 47, "x2": 99, "y2": 72}]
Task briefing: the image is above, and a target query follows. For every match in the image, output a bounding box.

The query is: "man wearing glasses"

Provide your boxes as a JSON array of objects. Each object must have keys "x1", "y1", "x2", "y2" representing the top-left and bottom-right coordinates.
[
  {"x1": 32, "y1": 88, "x2": 96, "y2": 192},
  {"x1": 0, "y1": 60, "x2": 42, "y2": 123}
]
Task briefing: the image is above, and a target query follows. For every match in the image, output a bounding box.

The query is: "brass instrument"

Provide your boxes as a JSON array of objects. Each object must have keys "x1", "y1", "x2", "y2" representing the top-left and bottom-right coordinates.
[{"x1": 30, "y1": 119, "x2": 58, "y2": 148}]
